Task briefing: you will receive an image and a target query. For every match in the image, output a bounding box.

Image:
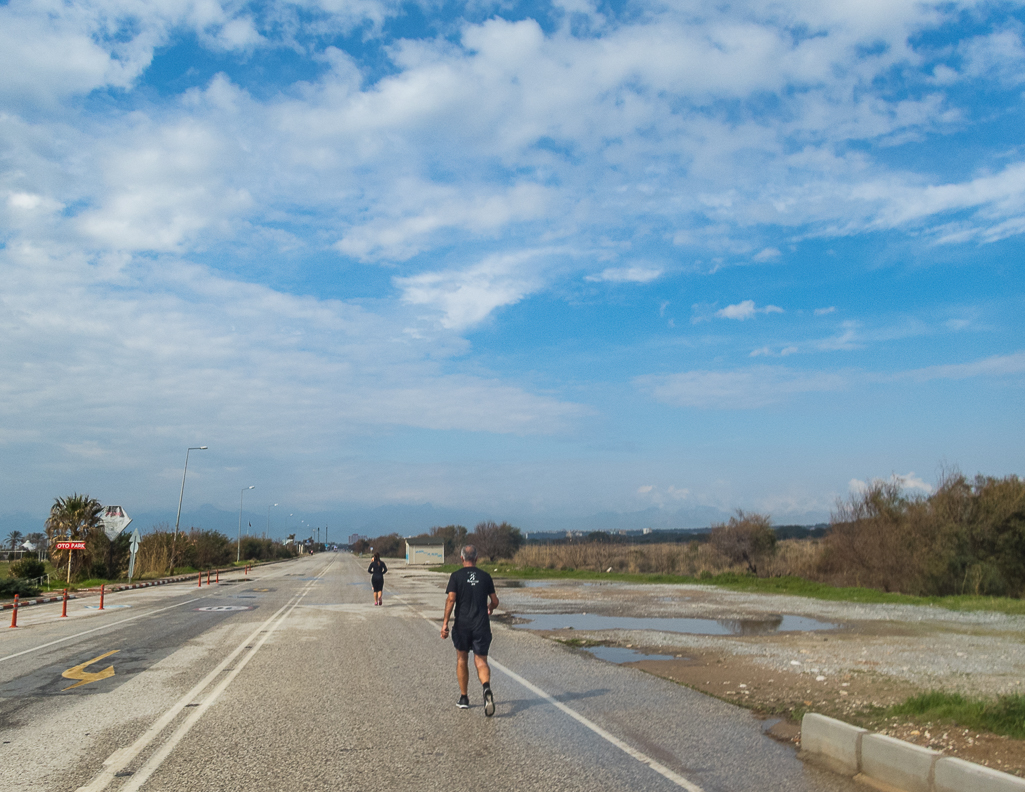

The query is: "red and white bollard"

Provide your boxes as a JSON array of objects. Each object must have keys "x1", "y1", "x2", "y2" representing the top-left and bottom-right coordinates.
[
  {"x1": 197, "y1": 571, "x2": 202, "y2": 588},
  {"x1": 9, "y1": 594, "x2": 18, "y2": 628},
  {"x1": 99, "y1": 584, "x2": 105, "y2": 610},
  {"x1": 206, "y1": 570, "x2": 211, "y2": 585},
  {"x1": 61, "y1": 588, "x2": 68, "y2": 618},
  {"x1": 215, "y1": 569, "x2": 220, "y2": 583}
]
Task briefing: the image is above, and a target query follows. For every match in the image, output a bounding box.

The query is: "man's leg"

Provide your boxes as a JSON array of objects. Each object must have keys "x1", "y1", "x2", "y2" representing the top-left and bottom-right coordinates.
[
  {"x1": 475, "y1": 653, "x2": 496, "y2": 716},
  {"x1": 456, "y1": 650, "x2": 470, "y2": 695},
  {"x1": 473, "y1": 652, "x2": 491, "y2": 685}
]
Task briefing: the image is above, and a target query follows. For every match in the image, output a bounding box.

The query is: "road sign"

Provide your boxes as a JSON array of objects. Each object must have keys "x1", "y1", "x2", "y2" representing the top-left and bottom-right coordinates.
[
  {"x1": 100, "y1": 506, "x2": 132, "y2": 541},
  {"x1": 55, "y1": 540, "x2": 86, "y2": 550},
  {"x1": 127, "y1": 528, "x2": 141, "y2": 583}
]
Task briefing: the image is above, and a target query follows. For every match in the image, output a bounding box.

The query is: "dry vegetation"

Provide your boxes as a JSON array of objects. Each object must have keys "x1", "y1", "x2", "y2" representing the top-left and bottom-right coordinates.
[{"x1": 511, "y1": 472, "x2": 1025, "y2": 599}]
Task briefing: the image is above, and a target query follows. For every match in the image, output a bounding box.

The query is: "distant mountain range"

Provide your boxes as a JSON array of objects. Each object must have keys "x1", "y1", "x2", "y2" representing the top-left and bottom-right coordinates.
[{"x1": 0, "y1": 502, "x2": 830, "y2": 542}]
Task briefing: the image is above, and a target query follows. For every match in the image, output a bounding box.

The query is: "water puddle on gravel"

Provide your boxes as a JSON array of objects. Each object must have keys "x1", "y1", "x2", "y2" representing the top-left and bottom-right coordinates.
[
  {"x1": 582, "y1": 645, "x2": 679, "y2": 663},
  {"x1": 513, "y1": 613, "x2": 836, "y2": 635}
]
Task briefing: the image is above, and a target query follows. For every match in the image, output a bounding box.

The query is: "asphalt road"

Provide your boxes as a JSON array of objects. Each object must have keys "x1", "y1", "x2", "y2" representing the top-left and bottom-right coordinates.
[{"x1": 0, "y1": 554, "x2": 863, "y2": 792}]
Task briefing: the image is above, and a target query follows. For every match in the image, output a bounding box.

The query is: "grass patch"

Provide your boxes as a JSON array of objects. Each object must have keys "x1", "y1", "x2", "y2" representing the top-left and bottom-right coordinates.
[
  {"x1": 554, "y1": 637, "x2": 604, "y2": 648},
  {"x1": 426, "y1": 566, "x2": 1025, "y2": 615},
  {"x1": 888, "y1": 692, "x2": 1025, "y2": 740}
]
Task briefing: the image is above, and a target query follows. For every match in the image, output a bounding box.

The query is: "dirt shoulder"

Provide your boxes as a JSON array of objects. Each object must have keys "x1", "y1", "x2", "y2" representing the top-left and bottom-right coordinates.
[{"x1": 490, "y1": 578, "x2": 1025, "y2": 778}]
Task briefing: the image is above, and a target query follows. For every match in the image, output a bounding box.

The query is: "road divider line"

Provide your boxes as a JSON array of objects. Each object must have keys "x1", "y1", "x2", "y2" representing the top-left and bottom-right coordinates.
[
  {"x1": 390, "y1": 591, "x2": 704, "y2": 792},
  {"x1": 76, "y1": 560, "x2": 335, "y2": 792},
  {"x1": 0, "y1": 599, "x2": 205, "y2": 664}
]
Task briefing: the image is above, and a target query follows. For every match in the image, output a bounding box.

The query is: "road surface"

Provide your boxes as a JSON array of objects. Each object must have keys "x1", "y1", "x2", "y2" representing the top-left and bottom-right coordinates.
[{"x1": 0, "y1": 554, "x2": 861, "y2": 791}]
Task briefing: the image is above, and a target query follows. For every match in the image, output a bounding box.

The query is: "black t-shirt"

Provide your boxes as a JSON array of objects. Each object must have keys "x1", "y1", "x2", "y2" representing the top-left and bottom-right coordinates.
[
  {"x1": 368, "y1": 560, "x2": 387, "y2": 579},
  {"x1": 446, "y1": 566, "x2": 495, "y2": 634}
]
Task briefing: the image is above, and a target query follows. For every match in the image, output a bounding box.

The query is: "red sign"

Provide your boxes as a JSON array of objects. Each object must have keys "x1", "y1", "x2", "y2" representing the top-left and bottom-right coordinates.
[{"x1": 56, "y1": 541, "x2": 86, "y2": 550}]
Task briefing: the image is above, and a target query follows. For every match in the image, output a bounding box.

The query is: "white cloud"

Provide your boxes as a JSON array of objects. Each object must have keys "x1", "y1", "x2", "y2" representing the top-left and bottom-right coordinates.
[
  {"x1": 636, "y1": 366, "x2": 847, "y2": 409},
  {"x1": 716, "y1": 300, "x2": 784, "y2": 320},
  {"x1": 899, "y1": 351, "x2": 1025, "y2": 381},
  {"x1": 753, "y1": 247, "x2": 781, "y2": 261},
  {"x1": 395, "y1": 250, "x2": 555, "y2": 330},
  {"x1": 585, "y1": 266, "x2": 662, "y2": 283},
  {"x1": 814, "y1": 306, "x2": 836, "y2": 316},
  {"x1": 849, "y1": 472, "x2": 934, "y2": 495}
]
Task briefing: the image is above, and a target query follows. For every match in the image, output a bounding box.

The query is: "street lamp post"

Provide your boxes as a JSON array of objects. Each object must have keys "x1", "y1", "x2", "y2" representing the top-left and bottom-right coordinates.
[
  {"x1": 238, "y1": 486, "x2": 255, "y2": 563},
  {"x1": 172, "y1": 446, "x2": 207, "y2": 574},
  {"x1": 267, "y1": 503, "x2": 278, "y2": 538}
]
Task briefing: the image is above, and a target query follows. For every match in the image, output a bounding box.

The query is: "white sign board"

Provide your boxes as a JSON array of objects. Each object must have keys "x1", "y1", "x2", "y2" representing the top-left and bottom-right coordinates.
[{"x1": 101, "y1": 505, "x2": 132, "y2": 541}]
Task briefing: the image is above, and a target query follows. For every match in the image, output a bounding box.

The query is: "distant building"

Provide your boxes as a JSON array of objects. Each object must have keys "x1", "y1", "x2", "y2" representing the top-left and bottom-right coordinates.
[
  {"x1": 348, "y1": 533, "x2": 364, "y2": 545},
  {"x1": 405, "y1": 537, "x2": 445, "y2": 565},
  {"x1": 642, "y1": 528, "x2": 652, "y2": 535}
]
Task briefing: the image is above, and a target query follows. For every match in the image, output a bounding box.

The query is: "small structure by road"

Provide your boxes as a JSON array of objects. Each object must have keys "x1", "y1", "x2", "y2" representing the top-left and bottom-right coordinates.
[{"x1": 405, "y1": 537, "x2": 444, "y2": 565}]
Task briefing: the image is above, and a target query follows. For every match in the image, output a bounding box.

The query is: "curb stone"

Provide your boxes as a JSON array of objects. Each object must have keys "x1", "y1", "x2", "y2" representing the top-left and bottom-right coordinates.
[{"x1": 800, "y1": 713, "x2": 1025, "y2": 792}]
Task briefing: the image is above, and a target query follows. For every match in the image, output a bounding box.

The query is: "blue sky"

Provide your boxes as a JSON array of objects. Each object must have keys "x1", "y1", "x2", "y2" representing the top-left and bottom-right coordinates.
[{"x1": 1, "y1": 0, "x2": 1023, "y2": 532}]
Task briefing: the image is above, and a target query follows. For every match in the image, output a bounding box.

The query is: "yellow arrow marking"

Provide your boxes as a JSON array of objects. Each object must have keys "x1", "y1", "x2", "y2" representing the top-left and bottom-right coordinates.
[{"x1": 62, "y1": 650, "x2": 119, "y2": 691}]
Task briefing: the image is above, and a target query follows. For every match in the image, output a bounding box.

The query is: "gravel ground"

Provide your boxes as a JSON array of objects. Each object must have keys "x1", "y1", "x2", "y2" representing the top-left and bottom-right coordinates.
[{"x1": 485, "y1": 578, "x2": 1025, "y2": 777}]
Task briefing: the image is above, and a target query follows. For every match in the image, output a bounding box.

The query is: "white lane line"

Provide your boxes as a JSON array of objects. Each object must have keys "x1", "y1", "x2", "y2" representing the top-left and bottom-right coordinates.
[
  {"x1": 116, "y1": 583, "x2": 317, "y2": 792},
  {"x1": 0, "y1": 599, "x2": 204, "y2": 664},
  {"x1": 76, "y1": 562, "x2": 334, "y2": 792},
  {"x1": 1, "y1": 565, "x2": 298, "y2": 664},
  {"x1": 490, "y1": 658, "x2": 704, "y2": 792},
  {"x1": 389, "y1": 591, "x2": 704, "y2": 792}
]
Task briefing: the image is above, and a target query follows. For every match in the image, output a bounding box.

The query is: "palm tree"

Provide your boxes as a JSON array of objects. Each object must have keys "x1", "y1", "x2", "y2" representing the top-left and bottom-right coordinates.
[
  {"x1": 7, "y1": 530, "x2": 24, "y2": 551},
  {"x1": 45, "y1": 494, "x2": 103, "y2": 582},
  {"x1": 26, "y1": 532, "x2": 46, "y2": 560}
]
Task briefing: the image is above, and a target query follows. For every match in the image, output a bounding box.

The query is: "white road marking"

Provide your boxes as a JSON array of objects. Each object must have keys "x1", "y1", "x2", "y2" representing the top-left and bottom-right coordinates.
[
  {"x1": 390, "y1": 591, "x2": 705, "y2": 792},
  {"x1": 75, "y1": 561, "x2": 335, "y2": 792},
  {"x1": 0, "y1": 599, "x2": 204, "y2": 664}
]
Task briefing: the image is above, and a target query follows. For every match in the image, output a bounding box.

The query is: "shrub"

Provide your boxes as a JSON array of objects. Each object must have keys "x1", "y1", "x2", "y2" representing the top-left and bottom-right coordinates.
[
  {"x1": 469, "y1": 521, "x2": 524, "y2": 561},
  {"x1": 0, "y1": 579, "x2": 41, "y2": 597},
  {"x1": 9, "y1": 558, "x2": 46, "y2": 579},
  {"x1": 709, "y1": 511, "x2": 777, "y2": 575}
]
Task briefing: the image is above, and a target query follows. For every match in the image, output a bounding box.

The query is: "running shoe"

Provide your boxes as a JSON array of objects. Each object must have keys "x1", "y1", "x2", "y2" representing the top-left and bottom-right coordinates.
[
  {"x1": 457, "y1": 694, "x2": 470, "y2": 709},
  {"x1": 483, "y1": 688, "x2": 495, "y2": 717}
]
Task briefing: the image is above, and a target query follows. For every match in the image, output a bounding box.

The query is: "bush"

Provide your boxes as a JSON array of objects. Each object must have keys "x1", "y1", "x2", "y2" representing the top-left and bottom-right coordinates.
[
  {"x1": 709, "y1": 511, "x2": 777, "y2": 575},
  {"x1": 469, "y1": 521, "x2": 524, "y2": 561},
  {"x1": 0, "y1": 579, "x2": 41, "y2": 597},
  {"x1": 9, "y1": 558, "x2": 46, "y2": 579}
]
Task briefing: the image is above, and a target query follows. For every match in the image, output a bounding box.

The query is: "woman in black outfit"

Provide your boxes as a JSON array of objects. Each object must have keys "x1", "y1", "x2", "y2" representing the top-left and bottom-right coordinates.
[{"x1": 367, "y1": 552, "x2": 387, "y2": 606}]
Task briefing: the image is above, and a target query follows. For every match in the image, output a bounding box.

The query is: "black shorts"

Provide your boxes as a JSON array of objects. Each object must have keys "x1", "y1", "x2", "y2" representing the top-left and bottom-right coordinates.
[
  {"x1": 452, "y1": 628, "x2": 492, "y2": 656},
  {"x1": 371, "y1": 577, "x2": 384, "y2": 592}
]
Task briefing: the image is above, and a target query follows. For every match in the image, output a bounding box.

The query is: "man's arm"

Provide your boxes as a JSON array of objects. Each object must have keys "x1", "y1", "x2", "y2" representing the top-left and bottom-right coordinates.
[
  {"x1": 488, "y1": 592, "x2": 499, "y2": 616},
  {"x1": 440, "y1": 591, "x2": 457, "y2": 638}
]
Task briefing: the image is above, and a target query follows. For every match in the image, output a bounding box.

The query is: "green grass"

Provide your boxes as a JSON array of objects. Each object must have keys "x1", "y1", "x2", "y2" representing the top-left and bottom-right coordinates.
[
  {"x1": 888, "y1": 692, "x2": 1025, "y2": 740},
  {"x1": 426, "y1": 565, "x2": 1025, "y2": 615}
]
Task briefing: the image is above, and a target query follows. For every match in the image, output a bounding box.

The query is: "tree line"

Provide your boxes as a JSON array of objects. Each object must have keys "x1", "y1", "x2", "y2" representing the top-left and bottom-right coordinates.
[
  {"x1": 4, "y1": 493, "x2": 297, "y2": 586},
  {"x1": 351, "y1": 520, "x2": 524, "y2": 562}
]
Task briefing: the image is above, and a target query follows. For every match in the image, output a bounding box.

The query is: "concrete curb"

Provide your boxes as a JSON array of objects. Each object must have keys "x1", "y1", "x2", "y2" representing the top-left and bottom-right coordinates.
[{"x1": 800, "y1": 713, "x2": 1025, "y2": 792}]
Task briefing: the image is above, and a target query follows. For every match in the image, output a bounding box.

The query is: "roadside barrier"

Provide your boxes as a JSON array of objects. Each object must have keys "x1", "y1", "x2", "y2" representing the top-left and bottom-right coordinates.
[
  {"x1": 800, "y1": 713, "x2": 1025, "y2": 792},
  {"x1": 0, "y1": 559, "x2": 287, "y2": 614},
  {"x1": 9, "y1": 594, "x2": 17, "y2": 628}
]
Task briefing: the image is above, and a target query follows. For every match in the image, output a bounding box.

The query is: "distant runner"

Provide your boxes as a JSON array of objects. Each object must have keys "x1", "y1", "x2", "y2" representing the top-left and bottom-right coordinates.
[
  {"x1": 367, "y1": 552, "x2": 387, "y2": 606},
  {"x1": 441, "y1": 544, "x2": 499, "y2": 715}
]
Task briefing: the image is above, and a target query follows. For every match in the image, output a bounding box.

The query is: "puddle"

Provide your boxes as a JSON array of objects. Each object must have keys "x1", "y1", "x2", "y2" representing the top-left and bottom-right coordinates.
[
  {"x1": 582, "y1": 645, "x2": 679, "y2": 663},
  {"x1": 513, "y1": 613, "x2": 836, "y2": 635}
]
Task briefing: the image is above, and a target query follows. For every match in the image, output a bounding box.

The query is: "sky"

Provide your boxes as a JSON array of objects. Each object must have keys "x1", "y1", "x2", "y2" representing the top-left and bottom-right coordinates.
[{"x1": 1, "y1": 0, "x2": 1023, "y2": 536}]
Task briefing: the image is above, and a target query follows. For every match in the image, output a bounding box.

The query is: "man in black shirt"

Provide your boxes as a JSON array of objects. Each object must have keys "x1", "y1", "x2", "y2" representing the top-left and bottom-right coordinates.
[{"x1": 441, "y1": 544, "x2": 499, "y2": 715}]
